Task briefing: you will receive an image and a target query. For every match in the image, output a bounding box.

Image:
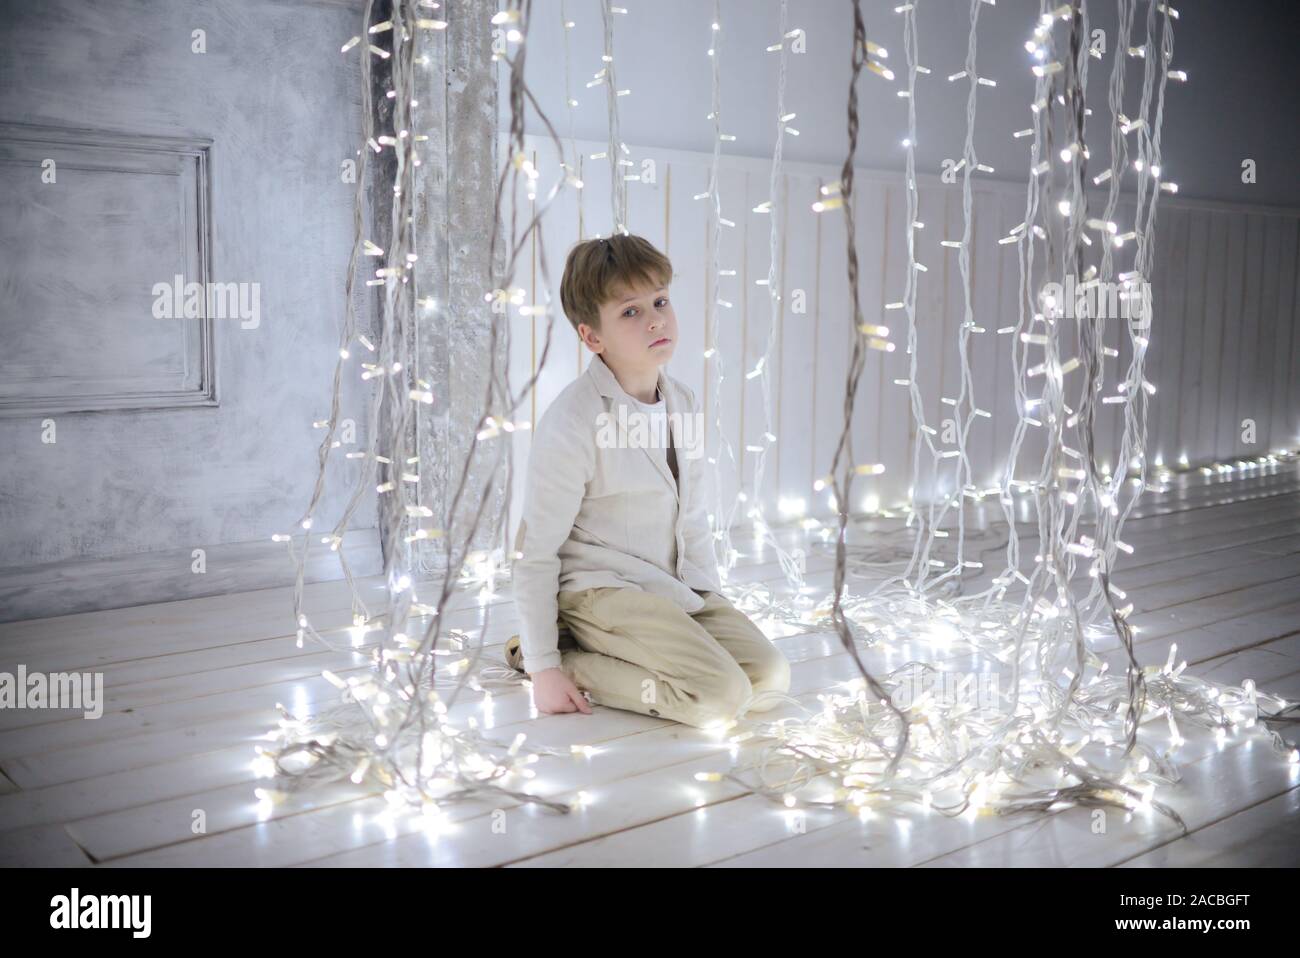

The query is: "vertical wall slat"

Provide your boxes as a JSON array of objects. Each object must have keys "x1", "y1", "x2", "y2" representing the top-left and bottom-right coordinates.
[{"x1": 504, "y1": 135, "x2": 1300, "y2": 543}]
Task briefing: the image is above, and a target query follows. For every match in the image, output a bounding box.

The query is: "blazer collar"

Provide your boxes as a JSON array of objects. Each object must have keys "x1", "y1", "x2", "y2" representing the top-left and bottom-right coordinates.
[
  {"x1": 586, "y1": 352, "x2": 668, "y2": 404},
  {"x1": 586, "y1": 353, "x2": 683, "y2": 504}
]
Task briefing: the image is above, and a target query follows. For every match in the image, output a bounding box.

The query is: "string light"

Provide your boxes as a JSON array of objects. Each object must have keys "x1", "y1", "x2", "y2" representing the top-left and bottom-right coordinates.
[
  {"x1": 600, "y1": 0, "x2": 629, "y2": 233},
  {"x1": 265, "y1": 0, "x2": 1297, "y2": 835},
  {"x1": 716, "y1": 0, "x2": 1296, "y2": 825},
  {"x1": 698, "y1": 0, "x2": 745, "y2": 594},
  {"x1": 264, "y1": 0, "x2": 577, "y2": 816},
  {"x1": 724, "y1": 0, "x2": 813, "y2": 611}
]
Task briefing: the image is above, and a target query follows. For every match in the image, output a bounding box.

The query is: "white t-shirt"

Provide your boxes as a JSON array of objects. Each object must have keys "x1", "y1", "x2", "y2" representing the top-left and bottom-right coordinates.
[
  {"x1": 630, "y1": 387, "x2": 678, "y2": 482},
  {"x1": 631, "y1": 387, "x2": 681, "y2": 571}
]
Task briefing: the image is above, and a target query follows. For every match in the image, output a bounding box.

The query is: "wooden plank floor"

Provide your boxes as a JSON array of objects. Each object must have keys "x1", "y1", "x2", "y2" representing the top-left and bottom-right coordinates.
[{"x1": 1, "y1": 462, "x2": 1298, "y2": 867}]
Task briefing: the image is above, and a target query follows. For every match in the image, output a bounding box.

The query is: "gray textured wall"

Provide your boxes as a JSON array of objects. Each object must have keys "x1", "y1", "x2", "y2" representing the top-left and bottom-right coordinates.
[
  {"x1": 410, "y1": 1, "x2": 508, "y2": 577},
  {"x1": 0, "y1": 0, "x2": 380, "y2": 616}
]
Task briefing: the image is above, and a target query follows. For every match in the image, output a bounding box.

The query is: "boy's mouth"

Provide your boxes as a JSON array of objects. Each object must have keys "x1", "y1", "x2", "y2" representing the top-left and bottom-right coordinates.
[{"x1": 649, "y1": 337, "x2": 671, "y2": 348}]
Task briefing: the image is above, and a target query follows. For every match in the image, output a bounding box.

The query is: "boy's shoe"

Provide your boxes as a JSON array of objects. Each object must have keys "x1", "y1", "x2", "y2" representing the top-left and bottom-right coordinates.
[{"x1": 505, "y1": 634, "x2": 525, "y2": 673}]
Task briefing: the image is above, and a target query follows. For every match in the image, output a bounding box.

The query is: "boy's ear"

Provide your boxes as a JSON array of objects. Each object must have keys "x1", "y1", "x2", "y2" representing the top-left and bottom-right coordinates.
[{"x1": 578, "y1": 322, "x2": 602, "y2": 352}]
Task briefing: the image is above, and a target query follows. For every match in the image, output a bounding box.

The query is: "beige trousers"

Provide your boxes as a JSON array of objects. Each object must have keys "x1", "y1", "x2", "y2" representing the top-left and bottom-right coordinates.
[{"x1": 555, "y1": 586, "x2": 792, "y2": 728}]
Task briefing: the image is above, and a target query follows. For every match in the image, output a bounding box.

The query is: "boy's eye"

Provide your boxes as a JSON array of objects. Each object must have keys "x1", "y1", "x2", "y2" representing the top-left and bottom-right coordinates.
[{"x1": 623, "y1": 297, "x2": 668, "y2": 317}]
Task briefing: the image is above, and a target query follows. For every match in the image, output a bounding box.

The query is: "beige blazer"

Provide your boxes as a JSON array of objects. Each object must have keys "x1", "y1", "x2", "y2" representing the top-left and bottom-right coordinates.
[{"x1": 511, "y1": 353, "x2": 722, "y2": 674}]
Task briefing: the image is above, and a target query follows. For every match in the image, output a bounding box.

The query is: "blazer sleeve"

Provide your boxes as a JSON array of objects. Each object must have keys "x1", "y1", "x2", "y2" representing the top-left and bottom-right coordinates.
[
  {"x1": 511, "y1": 400, "x2": 594, "y2": 674},
  {"x1": 678, "y1": 382, "x2": 723, "y2": 592}
]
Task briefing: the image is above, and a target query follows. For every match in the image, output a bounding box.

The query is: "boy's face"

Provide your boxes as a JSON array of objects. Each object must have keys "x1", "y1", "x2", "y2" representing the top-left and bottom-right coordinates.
[{"x1": 580, "y1": 279, "x2": 678, "y2": 374}]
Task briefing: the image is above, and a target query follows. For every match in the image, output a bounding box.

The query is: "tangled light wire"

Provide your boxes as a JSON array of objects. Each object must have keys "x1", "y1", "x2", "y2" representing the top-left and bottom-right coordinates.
[
  {"x1": 260, "y1": 0, "x2": 596, "y2": 815},
  {"x1": 722, "y1": 0, "x2": 1296, "y2": 828}
]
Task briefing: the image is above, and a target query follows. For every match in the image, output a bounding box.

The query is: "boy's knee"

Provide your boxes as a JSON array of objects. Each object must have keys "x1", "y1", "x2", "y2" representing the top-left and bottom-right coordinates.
[
  {"x1": 684, "y1": 668, "x2": 752, "y2": 728},
  {"x1": 718, "y1": 669, "x2": 756, "y2": 714},
  {"x1": 754, "y1": 649, "x2": 792, "y2": 694},
  {"x1": 737, "y1": 650, "x2": 791, "y2": 715}
]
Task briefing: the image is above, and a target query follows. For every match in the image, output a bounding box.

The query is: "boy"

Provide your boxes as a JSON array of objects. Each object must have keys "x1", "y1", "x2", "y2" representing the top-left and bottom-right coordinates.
[{"x1": 506, "y1": 234, "x2": 791, "y2": 728}]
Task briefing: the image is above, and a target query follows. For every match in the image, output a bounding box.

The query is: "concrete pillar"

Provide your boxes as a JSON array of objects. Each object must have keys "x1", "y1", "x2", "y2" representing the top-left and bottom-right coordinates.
[{"x1": 370, "y1": 0, "x2": 505, "y2": 578}]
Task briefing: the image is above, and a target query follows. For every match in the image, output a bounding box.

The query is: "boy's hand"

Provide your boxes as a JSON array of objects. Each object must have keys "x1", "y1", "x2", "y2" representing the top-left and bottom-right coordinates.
[{"x1": 530, "y1": 668, "x2": 593, "y2": 715}]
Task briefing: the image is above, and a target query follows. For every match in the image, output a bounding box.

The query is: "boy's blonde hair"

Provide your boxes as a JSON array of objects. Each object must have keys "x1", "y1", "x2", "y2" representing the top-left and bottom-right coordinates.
[{"x1": 559, "y1": 234, "x2": 674, "y2": 336}]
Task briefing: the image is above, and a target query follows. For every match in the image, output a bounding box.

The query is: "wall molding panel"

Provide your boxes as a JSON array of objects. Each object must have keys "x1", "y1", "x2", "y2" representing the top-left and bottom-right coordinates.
[{"x1": 0, "y1": 121, "x2": 217, "y2": 417}]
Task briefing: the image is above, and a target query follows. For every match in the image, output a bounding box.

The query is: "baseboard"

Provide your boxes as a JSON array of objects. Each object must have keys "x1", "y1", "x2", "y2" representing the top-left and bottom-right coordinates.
[{"x1": 0, "y1": 528, "x2": 383, "y2": 624}]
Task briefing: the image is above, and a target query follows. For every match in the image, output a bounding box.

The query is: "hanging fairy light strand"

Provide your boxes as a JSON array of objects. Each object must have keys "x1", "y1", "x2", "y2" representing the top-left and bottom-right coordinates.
[
  {"x1": 262, "y1": 0, "x2": 586, "y2": 815},
  {"x1": 599, "y1": 0, "x2": 629, "y2": 234},
  {"x1": 698, "y1": 0, "x2": 745, "y2": 598},
  {"x1": 1075, "y1": 0, "x2": 1173, "y2": 638},
  {"x1": 793, "y1": 0, "x2": 996, "y2": 606},
  {"x1": 309, "y1": 0, "x2": 429, "y2": 649},
  {"x1": 560, "y1": 0, "x2": 590, "y2": 375},
  {"x1": 981, "y1": 0, "x2": 1062, "y2": 614},
  {"x1": 830, "y1": 0, "x2": 995, "y2": 602},
  {"x1": 890, "y1": 0, "x2": 931, "y2": 590},
  {"x1": 935, "y1": 0, "x2": 989, "y2": 590},
  {"x1": 727, "y1": 0, "x2": 815, "y2": 621},
  {"x1": 721, "y1": 0, "x2": 1296, "y2": 827},
  {"x1": 559, "y1": 0, "x2": 579, "y2": 177},
  {"x1": 281, "y1": 0, "x2": 387, "y2": 649},
  {"x1": 825, "y1": 0, "x2": 910, "y2": 781},
  {"x1": 901, "y1": 0, "x2": 989, "y2": 597},
  {"x1": 1066, "y1": 0, "x2": 1175, "y2": 749}
]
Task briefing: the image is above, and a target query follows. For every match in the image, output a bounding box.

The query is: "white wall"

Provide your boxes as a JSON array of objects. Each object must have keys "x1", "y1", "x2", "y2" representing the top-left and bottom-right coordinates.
[{"x1": 502, "y1": 132, "x2": 1299, "y2": 536}]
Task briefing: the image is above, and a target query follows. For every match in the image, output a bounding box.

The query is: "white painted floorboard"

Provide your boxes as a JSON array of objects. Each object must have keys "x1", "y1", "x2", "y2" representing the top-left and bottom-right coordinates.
[{"x1": 1, "y1": 464, "x2": 1298, "y2": 867}]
